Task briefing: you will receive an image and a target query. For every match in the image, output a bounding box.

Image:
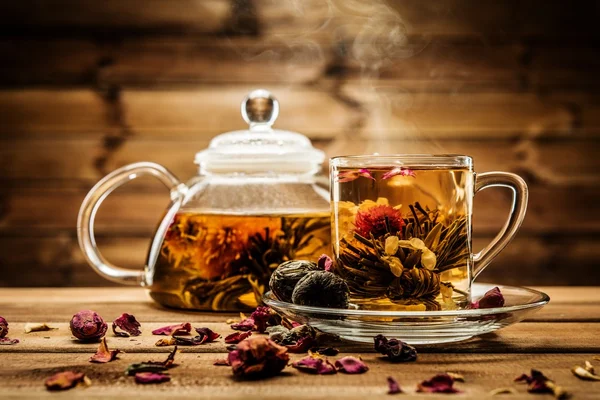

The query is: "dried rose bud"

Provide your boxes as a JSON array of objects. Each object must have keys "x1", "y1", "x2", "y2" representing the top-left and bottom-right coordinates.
[
  {"x1": 0, "y1": 316, "x2": 8, "y2": 338},
  {"x1": 112, "y1": 313, "x2": 141, "y2": 337},
  {"x1": 471, "y1": 287, "x2": 505, "y2": 309},
  {"x1": 374, "y1": 334, "x2": 417, "y2": 362},
  {"x1": 335, "y1": 356, "x2": 369, "y2": 374},
  {"x1": 45, "y1": 371, "x2": 88, "y2": 391},
  {"x1": 228, "y1": 337, "x2": 289, "y2": 379},
  {"x1": 250, "y1": 306, "x2": 274, "y2": 333},
  {"x1": 151, "y1": 322, "x2": 191, "y2": 336},
  {"x1": 417, "y1": 373, "x2": 461, "y2": 393},
  {"x1": 89, "y1": 337, "x2": 120, "y2": 363},
  {"x1": 225, "y1": 331, "x2": 252, "y2": 344},
  {"x1": 134, "y1": 372, "x2": 170, "y2": 384},
  {"x1": 292, "y1": 355, "x2": 336, "y2": 375},
  {"x1": 69, "y1": 310, "x2": 107, "y2": 342},
  {"x1": 387, "y1": 376, "x2": 403, "y2": 394}
]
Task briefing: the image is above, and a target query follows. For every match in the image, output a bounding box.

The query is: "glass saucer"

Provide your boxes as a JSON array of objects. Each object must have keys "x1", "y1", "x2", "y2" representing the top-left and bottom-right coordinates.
[{"x1": 263, "y1": 283, "x2": 549, "y2": 345}]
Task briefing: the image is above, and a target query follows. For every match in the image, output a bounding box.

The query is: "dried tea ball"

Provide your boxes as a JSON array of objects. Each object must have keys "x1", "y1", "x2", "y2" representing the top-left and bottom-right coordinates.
[
  {"x1": 269, "y1": 260, "x2": 319, "y2": 302},
  {"x1": 291, "y1": 271, "x2": 350, "y2": 309}
]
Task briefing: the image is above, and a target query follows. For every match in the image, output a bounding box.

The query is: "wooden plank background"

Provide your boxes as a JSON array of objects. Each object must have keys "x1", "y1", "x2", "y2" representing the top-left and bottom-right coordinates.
[{"x1": 0, "y1": 0, "x2": 598, "y2": 286}]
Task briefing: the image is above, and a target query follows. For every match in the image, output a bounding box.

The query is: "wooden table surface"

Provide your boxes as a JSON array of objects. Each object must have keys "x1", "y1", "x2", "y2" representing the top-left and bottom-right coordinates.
[{"x1": 0, "y1": 287, "x2": 599, "y2": 399}]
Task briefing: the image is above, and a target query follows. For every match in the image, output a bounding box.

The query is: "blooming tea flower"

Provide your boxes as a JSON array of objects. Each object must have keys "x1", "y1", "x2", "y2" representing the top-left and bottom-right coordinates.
[
  {"x1": 112, "y1": 313, "x2": 141, "y2": 337},
  {"x1": 396, "y1": 238, "x2": 437, "y2": 270},
  {"x1": 335, "y1": 356, "x2": 369, "y2": 374},
  {"x1": 374, "y1": 334, "x2": 417, "y2": 362},
  {"x1": 70, "y1": 310, "x2": 107, "y2": 341},
  {"x1": 355, "y1": 204, "x2": 404, "y2": 238},
  {"x1": 89, "y1": 337, "x2": 120, "y2": 363}
]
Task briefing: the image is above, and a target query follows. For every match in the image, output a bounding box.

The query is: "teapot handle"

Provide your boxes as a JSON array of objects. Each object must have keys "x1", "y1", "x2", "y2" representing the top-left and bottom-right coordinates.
[{"x1": 77, "y1": 162, "x2": 186, "y2": 286}]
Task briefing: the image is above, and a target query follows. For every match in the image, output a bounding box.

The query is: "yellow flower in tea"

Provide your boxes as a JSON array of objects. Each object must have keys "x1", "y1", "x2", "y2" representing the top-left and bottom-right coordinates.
[{"x1": 397, "y1": 238, "x2": 437, "y2": 270}]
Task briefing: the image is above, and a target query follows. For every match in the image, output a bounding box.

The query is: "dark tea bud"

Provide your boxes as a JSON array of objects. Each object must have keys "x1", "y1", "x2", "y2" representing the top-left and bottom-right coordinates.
[
  {"x1": 269, "y1": 260, "x2": 319, "y2": 302},
  {"x1": 69, "y1": 310, "x2": 108, "y2": 341},
  {"x1": 0, "y1": 316, "x2": 8, "y2": 338},
  {"x1": 291, "y1": 271, "x2": 350, "y2": 308}
]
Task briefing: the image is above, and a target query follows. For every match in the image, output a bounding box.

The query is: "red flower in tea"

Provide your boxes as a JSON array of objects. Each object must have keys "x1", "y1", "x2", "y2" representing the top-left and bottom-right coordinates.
[
  {"x1": 112, "y1": 313, "x2": 141, "y2": 337},
  {"x1": 355, "y1": 205, "x2": 404, "y2": 238}
]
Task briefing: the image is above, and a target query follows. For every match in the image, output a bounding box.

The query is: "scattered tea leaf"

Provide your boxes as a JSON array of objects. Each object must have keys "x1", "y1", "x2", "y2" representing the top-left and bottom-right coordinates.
[
  {"x1": 228, "y1": 337, "x2": 289, "y2": 379},
  {"x1": 125, "y1": 346, "x2": 177, "y2": 375},
  {"x1": 224, "y1": 331, "x2": 252, "y2": 344},
  {"x1": 446, "y1": 372, "x2": 465, "y2": 382},
  {"x1": 155, "y1": 337, "x2": 177, "y2": 347},
  {"x1": 151, "y1": 323, "x2": 191, "y2": 336},
  {"x1": 112, "y1": 313, "x2": 141, "y2": 337},
  {"x1": 417, "y1": 373, "x2": 461, "y2": 393},
  {"x1": 572, "y1": 361, "x2": 600, "y2": 381},
  {"x1": 292, "y1": 355, "x2": 336, "y2": 375},
  {"x1": 213, "y1": 359, "x2": 230, "y2": 366},
  {"x1": 515, "y1": 369, "x2": 569, "y2": 399},
  {"x1": 90, "y1": 337, "x2": 120, "y2": 363},
  {"x1": 335, "y1": 357, "x2": 369, "y2": 374},
  {"x1": 387, "y1": 376, "x2": 402, "y2": 394},
  {"x1": 225, "y1": 318, "x2": 237, "y2": 324},
  {"x1": 489, "y1": 387, "x2": 517, "y2": 395},
  {"x1": 24, "y1": 323, "x2": 56, "y2": 333},
  {"x1": 45, "y1": 371, "x2": 89, "y2": 391},
  {"x1": 134, "y1": 372, "x2": 170, "y2": 384},
  {"x1": 374, "y1": 334, "x2": 417, "y2": 362}
]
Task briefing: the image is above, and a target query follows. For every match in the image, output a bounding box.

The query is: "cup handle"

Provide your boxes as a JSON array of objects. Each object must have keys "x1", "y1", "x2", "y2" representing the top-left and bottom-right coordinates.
[
  {"x1": 77, "y1": 162, "x2": 187, "y2": 285},
  {"x1": 472, "y1": 171, "x2": 528, "y2": 280}
]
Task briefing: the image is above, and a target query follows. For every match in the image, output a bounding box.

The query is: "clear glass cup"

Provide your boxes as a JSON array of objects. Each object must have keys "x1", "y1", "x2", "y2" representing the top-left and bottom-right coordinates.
[{"x1": 330, "y1": 155, "x2": 528, "y2": 311}]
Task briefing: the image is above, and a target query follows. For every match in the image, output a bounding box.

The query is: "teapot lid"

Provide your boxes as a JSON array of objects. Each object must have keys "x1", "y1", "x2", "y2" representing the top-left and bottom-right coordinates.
[{"x1": 194, "y1": 89, "x2": 325, "y2": 174}]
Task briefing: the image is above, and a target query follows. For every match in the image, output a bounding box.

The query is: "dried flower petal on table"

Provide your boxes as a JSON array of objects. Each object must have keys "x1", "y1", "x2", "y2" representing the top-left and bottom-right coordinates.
[
  {"x1": 70, "y1": 310, "x2": 107, "y2": 342},
  {"x1": 151, "y1": 322, "x2": 191, "y2": 336},
  {"x1": 155, "y1": 337, "x2": 177, "y2": 346},
  {"x1": 112, "y1": 313, "x2": 141, "y2": 337},
  {"x1": 382, "y1": 167, "x2": 416, "y2": 180},
  {"x1": 335, "y1": 357, "x2": 369, "y2": 374},
  {"x1": 317, "y1": 254, "x2": 334, "y2": 272},
  {"x1": 0, "y1": 316, "x2": 8, "y2": 338},
  {"x1": 90, "y1": 337, "x2": 120, "y2": 363},
  {"x1": 225, "y1": 331, "x2": 252, "y2": 344},
  {"x1": 416, "y1": 373, "x2": 461, "y2": 393},
  {"x1": 214, "y1": 358, "x2": 230, "y2": 366},
  {"x1": 45, "y1": 371, "x2": 89, "y2": 391},
  {"x1": 471, "y1": 287, "x2": 505, "y2": 309},
  {"x1": 489, "y1": 387, "x2": 517, "y2": 395},
  {"x1": 515, "y1": 369, "x2": 569, "y2": 399},
  {"x1": 125, "y1": 346, "x2": 178, "y2": 375},
  {"x1": 374, "y1": 334, "x2": 417, "y2": 362},
  {"x1": 309, "y1": 347, "x2": 339, "y2": 356},
  {"x1": 134, "y1": 372, "x2": 170, "y2": 384},
  {"x1": 572, "y1": 361, "x2": 600, "y2": 381},
  {"x1": 24, "y1": 323, "x2": 56, "y2": 333},
  {"x1": 0, "y1": 337, "x2": 19, "y2": 345},
  {"x1": 195, "y1": 327, "x2": 220, "y2": 343},
  {"x1": 387, "y1": 376, "x2": 402, "y2": 394},
  {"x1": 231, "y1": 318, "x2": 255, "y2": 332},
  {"x1": 250, "y1": 306, "x2": 273, "y2": 333},
  {"x1": 286, "y1": 335, "x2": 317, "y2": 353},
  {"x1": 292, "y1": 355, "x2": 336, "y2": 375},
  {"x1": 228, "y1": 337, "x2": 289, "y2": 379}
]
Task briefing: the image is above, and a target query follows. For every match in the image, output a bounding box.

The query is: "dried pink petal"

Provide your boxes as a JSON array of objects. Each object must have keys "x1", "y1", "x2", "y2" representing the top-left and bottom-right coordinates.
[
  {"x1": 471, "y1": 287, "x2": 505, "y2": 309},
  {"x1": 317, "y1": 254, "x2": 334, "y2": 272},
  {"x1": 134, "y1": 372, "x2": 171, "y2": 384},
  {"x1": 225, "y1": 331, "x2": 252, "y2": 344},
  {"x1": 112, "y1": 313, "x2": 141, "y2": 337},
  {"x1": 228, "y1": 337, "x2": 289, "y2": 379},
  {"x1": 0, "y1": 337, "x2": 19, "y2": 345},
  {"x1": 515, "y1": 369, "x2": 569, "y2": 398},
  {"x1": 250, "y1": 306, "x2": 272, "y2": 333},
  {"x1": 285, "y1": 335, "x2": 316, "y2": 353},
  {"x1": 194, "y1": 327, "x2": 220, "y2": 343},
  {"x1": 90, "y1": 337, "x2": 120, "y2": 363},
  {"x1": 335, "y1": 356, "x2": 369, "y2": 374},
  {"x1": 416, "y1": 373, "x2": 461, "y2": 393},
  {"x1": 292, "y1": 355, "x2": 336, "y2": 374},
  {"x1": 151, "y1": 322, "x2": 191, "y2": 336},
  {"x1": 387, "y1": 376, "x2": 402, "y2": 394},
  {"x1": 0, "y1": 316, "x2": 7, "y2": 338},
  {"x1": 70, "y1": 310, "x2": 107, "y2": 342},
  {"x1": 214, "y1": 358, "x2": 230, "y2": 366},
  {"x1": 45, "y1": 371, "x2": 87, "y2": 391},
  {"x1": 382, "y1": 167, "x2": 416, "y2": 180},
  {"x1": 231, "y1": 318, "x2": 255, "y2": 332}
]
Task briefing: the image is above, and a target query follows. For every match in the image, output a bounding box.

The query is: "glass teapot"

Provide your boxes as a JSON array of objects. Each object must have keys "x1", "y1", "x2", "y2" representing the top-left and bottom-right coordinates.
[{"x1": 78, "y1": 89, "x2": 331, "y2": 311}]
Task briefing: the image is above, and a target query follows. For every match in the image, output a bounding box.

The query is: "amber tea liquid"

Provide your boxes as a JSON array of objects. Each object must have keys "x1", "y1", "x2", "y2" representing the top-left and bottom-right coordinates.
[
  {"x1": 149, "y1": 212, "x2": 330, "y2": 311},
  {"x1": 332, "y1": 167, "x2": 473, "y2": 310}
]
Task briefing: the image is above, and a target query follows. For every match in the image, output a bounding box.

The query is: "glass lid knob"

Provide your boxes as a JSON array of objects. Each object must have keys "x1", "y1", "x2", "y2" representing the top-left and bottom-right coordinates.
[{"x1": 241, "y1": 89, "x2": 279, "y2": 131}]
